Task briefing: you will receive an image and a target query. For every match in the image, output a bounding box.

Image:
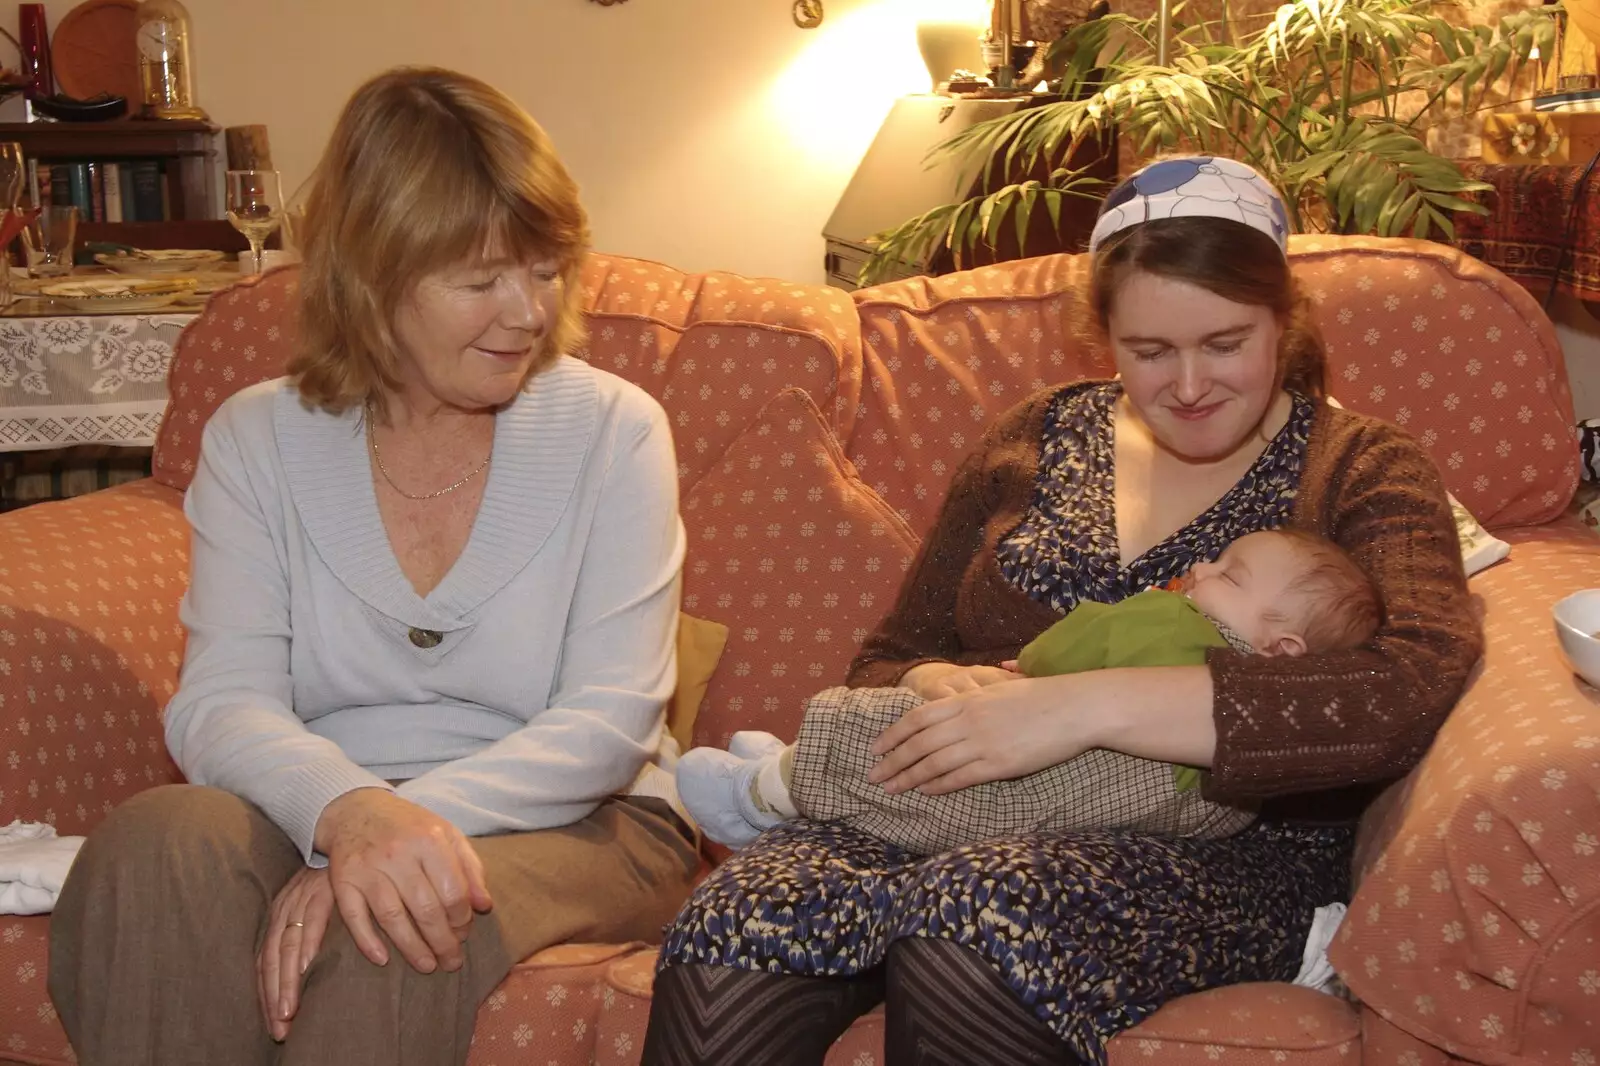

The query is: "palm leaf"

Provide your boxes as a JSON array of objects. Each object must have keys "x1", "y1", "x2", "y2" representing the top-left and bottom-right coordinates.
[{"x1": 862, "y1": 0, "x2": 1558, "y2": 283}]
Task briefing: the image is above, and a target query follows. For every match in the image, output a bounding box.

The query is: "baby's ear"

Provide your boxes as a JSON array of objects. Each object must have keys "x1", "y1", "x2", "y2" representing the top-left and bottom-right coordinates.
[{"x1": 1262, "y1": 633, "x2": 1308, "y2": 658}]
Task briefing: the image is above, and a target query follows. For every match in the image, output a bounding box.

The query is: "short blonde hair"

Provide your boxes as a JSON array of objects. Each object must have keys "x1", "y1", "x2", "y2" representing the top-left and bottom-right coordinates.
[{"x1": 289, "y1": 66, "x2": 590, "y2": 414}]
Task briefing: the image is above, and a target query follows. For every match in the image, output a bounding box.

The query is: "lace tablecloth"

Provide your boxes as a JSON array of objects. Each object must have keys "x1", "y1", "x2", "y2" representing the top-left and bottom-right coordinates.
[{"x1": 0, "y1": 312, "x2": 195, "y2": 450}]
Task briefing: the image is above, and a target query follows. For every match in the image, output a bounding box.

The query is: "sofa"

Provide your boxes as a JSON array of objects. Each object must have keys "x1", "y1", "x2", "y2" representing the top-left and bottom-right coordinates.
[{"x1": 0, "y1": 234, "x2": 1595, "y2": 1066}]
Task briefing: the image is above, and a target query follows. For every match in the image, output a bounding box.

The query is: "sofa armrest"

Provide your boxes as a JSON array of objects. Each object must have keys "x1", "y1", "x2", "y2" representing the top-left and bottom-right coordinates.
[
  {"x1": 1330, "y1": 517, "x2": 1600, "y2": 1065},
  {"x1": 0, "y1": 479, "x2": 189, "y2": 836}
]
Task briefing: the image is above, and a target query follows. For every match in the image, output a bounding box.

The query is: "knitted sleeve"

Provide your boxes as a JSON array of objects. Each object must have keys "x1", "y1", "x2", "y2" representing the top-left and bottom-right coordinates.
[{"x1": 1205, "y1": 418, "x2": 1482, "y2": 799}]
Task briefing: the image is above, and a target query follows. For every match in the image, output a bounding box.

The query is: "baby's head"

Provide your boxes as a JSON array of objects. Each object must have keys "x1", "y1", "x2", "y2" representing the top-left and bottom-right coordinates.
[{"x1": 1182, "y1": 530, "x2": 1382, "y2": 657}]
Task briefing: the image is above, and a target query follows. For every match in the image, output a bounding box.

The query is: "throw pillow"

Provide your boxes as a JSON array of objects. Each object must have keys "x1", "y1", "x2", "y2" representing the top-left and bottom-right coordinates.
[
  {"x1": 672, "y1": 612, "x2": 728, "y2": 751},
  {"x1": 1327, "y1": 396, "x2": 1509, "y2": 576}
]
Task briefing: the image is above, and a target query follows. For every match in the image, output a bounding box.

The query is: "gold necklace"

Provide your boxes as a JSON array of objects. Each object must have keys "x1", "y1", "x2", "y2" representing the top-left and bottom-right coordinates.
[{"x1": 365, "y1": 405, "x2": 492, "y2": 501}]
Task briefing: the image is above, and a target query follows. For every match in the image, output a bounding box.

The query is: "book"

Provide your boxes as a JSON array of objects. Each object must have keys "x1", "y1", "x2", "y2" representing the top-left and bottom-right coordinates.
[
  {"x1": 102, "y1": 162, "x2": 122, "y2": 223},
  {"x1": 65, "y1": 163, "x2": 90, "y2": 216},
  {"x1": 49, "y1": 165, "x2": 71, "y2": 211},
  {"x1": 129, "y1": 160, "x2": 163, "y2": 221},
  {"x1": 118, "y1": 163, "x2": 137, "y2": 222},
  {"x1": 86, "y1": 161, "x2": 105, "y2": 222}
]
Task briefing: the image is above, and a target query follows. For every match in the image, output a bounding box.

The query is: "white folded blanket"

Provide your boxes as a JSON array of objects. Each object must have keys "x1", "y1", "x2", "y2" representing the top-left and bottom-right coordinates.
[
  {"x1": 1292, "y1": 902, "x2": 1348, "y2": 995},
  {"x1": 0, "y1": 820, "x2": 85, "y2": 915}
]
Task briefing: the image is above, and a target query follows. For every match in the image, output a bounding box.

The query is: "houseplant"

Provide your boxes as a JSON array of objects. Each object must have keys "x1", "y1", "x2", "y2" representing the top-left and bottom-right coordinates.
[{"x1": 861, "y1": 0, "x2": 1557, "y2": 286}]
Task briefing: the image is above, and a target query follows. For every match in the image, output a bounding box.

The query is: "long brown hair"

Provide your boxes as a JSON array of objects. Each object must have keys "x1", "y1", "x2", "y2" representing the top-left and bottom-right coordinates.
[
  {"x1": 1088, "y1": 216, "x2": 1326, "y2": 400},
  {"x1": 290, "y1": 66, "x2": 590, "y2": 415}
]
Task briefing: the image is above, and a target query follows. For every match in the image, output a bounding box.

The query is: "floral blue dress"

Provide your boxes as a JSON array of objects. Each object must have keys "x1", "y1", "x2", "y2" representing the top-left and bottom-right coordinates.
[{"x1": 658, "y1": 383, "x2": 1353, "y2": 1064}]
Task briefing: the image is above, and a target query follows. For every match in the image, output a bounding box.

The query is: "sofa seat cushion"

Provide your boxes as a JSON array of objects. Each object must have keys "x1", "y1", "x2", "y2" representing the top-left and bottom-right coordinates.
[
  {"x1": 601, "y1": 947, "x2": 1357, "y2": 1066},
  {"x1": 0, "y1": 915, "x2": 66, "y2": 1065},
  {"x1": 678, "y1": 386, "x2": 919, "y2": 747},
  {"x1": 463, "y1": 942, "x2": 648, "y2": 1066}
]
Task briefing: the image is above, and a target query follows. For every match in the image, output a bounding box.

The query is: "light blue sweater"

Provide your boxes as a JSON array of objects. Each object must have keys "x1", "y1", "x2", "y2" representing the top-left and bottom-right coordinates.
[{"x1": 165, "y1": 357, "x2": 687, "y2": 863}]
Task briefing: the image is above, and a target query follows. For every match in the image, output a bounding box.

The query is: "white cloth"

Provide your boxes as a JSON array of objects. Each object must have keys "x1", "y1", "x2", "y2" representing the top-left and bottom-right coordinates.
[
  {"x1": 0, "y1": 820, "x2": 85, "y2": 915},
  {"x1": 1291, "y1": 902, "x2": 1348, "y2": 994}
]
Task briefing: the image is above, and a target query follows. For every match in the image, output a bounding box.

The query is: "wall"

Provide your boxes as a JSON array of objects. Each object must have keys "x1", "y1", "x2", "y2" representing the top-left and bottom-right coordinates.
[{"x1": 28, "y1": 0, "x2": 986, "y2": 283}]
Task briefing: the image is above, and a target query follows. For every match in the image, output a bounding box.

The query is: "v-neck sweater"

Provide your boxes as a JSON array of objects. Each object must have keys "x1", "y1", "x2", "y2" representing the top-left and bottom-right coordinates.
[
  {"x1": 165, "y1": 356, "x2": 687, "y2": 862},
  {"x1": 848, "y1": 383, "x2": 1483, "y2": 822}
]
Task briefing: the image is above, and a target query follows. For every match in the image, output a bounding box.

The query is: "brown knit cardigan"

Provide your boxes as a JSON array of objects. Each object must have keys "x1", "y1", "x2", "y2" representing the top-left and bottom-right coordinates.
[{"x1": 846, "y1": 384, "x2": 1483, "y2": 822}]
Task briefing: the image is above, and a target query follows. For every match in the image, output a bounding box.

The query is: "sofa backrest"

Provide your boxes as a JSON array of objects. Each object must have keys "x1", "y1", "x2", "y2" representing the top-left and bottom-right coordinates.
[
  {"x1": 151, "y1": 256, "x2": 864, "y2": 497},
  {"x1": 842, "y1": 236, "x2": 1576, "y2": 533},
  {"x1": 148, "y1": 238, "x2": 1579, "y2": 741}
]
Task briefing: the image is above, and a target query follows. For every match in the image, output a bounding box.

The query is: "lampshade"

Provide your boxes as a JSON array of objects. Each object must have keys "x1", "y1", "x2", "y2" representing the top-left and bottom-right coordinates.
[{"x1": 917, "y1": 0, "x2": 988, "y2": 90}]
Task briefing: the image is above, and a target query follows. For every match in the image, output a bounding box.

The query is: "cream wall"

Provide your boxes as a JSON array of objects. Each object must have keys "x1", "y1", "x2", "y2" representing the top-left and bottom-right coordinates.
[{"x1": 34, "y1": 0, "x2": 985, "y2": 283}]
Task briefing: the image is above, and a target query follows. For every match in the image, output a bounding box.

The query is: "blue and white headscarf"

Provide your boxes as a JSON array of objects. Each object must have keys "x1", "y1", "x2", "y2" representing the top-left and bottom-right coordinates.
[{"x1": 1088, "y1": 156, "x2": 1290, "y2": 256}]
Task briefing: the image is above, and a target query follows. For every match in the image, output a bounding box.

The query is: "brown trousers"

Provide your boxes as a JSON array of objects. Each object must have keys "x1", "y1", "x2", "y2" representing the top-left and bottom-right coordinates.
[{"x1": 48, "y1": 785, "x2": 699, "y2": 1066}]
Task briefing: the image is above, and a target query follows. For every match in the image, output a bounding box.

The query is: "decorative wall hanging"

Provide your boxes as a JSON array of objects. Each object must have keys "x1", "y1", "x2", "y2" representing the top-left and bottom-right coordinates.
[{"x1": 793, "y1": 0, "x2": 823, "y2": 28}]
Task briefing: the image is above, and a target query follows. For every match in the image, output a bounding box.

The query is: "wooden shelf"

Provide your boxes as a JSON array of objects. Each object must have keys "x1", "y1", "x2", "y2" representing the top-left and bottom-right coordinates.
[
  {"x1": 0, "y1": 119, "x2": 218, "y2": 159},
  {"x1": 1, "y1": 119, "x2": 223, "y2": 228}
]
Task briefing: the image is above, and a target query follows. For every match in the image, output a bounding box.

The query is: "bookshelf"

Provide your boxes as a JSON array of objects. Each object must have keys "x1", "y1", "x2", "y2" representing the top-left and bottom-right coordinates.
[{"x1": 0, "y1": 118, "x2": 225, "y2": 247}]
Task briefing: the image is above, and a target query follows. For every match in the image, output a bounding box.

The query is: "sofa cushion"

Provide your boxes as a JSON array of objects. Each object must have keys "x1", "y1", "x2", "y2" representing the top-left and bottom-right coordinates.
[
  {"x1": 846, "y1": 238, "x2": 1576, "y2": 534},
  {"x1": 154, "y1": 255, "x2": 868, "y2": 499},
  {"x1": 1290, "y1": 237, "x2": 1575, "y2": 529},
  {"x1": 678, "y1": 386, "x2": 919, "y2": 747},
  {"x1": 0, "y1": 478, "x2": 187, "y2": 836},
  {"x1": 152, "y1": 268, "x2": 300, "y2": 492},
  {"x1": 1331, "y1": 517, "x2": 1600, "y2": 1064},
  {"x1": 671, "y1": 613, "x2": 728, "y2": 751},
  {"x1": 579, "y1": 254, "x2": 865, "y2": 493},
  {"x1": 848, "y1": 254, "x2": 1114, "y2": 531},
  {"x1": 0, "y1": 915, "x2": 66, "y2": 1065},
  {"x1": 464, "y1": 942, "x2": 646, "y2": 1066}
]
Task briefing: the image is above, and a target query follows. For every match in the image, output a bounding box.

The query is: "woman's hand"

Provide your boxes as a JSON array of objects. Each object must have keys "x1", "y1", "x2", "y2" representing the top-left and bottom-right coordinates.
[
  {"x1": 870, "y1": 674, "x2": 1108, "y2": 794},
  {"x1": 258, "y1": 867, "x2": 338, "y2": 1041},
  {"x1": 899, "y1": 661, "x2": 1023, "y2": 701},
  {"x1": 313, "y1": 787, "x2": 494, "y2": 975},
  {"x1": 871, "y1": 666, "x2": 1220, "y2": 795}
]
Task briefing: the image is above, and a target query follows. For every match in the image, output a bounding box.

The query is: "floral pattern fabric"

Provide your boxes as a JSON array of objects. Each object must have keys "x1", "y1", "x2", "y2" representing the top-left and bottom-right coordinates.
[
  {"x1": 0, "y1": 313, "x2": 194, "y2": 449},
  {"x1": 660, "y1": 818, "x2": 1353, "y2": 1065}
]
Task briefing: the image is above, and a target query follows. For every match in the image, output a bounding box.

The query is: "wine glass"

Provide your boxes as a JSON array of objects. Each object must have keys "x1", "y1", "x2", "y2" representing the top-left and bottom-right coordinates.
[{"x1": 226, "y1": 169, "x2": 284, "y2": 276}]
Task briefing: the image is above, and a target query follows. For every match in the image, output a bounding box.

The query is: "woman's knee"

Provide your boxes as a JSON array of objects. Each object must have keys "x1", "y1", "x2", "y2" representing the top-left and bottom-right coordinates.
[{"x1": 66, "y1": 785, "x2": 294, "y2": 902}]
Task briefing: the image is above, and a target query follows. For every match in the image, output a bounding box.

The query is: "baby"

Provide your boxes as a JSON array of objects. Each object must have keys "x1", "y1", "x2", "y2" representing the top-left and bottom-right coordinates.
[{"x1": 678, "y1": 528, "x2": 1384, "y2": 852}]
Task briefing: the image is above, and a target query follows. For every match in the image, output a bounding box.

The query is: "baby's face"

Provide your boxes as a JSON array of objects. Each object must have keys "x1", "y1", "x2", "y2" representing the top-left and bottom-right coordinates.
[{"x1": 1181, "y1": 532, "x2": 1307, "y2": 653}]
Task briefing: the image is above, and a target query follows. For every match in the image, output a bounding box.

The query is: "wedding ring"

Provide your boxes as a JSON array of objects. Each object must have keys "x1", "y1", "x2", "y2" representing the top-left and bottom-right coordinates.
[{"x1": 286, "y1": 921, "x2": 305, "y2": 929}]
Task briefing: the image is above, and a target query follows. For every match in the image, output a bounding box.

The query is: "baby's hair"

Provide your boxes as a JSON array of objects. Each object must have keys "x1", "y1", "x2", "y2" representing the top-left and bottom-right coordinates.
[{"x1": 1270, "y1": 529, "x2": 1384, "y2": 652}]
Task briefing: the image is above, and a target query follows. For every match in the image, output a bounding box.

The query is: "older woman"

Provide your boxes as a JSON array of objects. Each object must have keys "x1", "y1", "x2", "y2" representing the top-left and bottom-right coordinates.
[
  {"x1": 48, "y1": 67, "x2": 698, "y2": 1066},
  {"x1": 643, "y1": 157, "x2": 1481, "y2": 1065}
]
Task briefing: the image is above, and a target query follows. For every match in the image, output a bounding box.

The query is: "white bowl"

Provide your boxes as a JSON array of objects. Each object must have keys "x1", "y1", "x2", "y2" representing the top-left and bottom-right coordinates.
[{"x1": 1552, "y1": 589, "x2": 1600, "y2": 688}]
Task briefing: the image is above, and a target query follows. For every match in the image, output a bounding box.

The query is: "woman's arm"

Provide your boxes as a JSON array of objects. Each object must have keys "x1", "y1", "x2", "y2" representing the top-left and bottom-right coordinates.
[
  {"x1": 872, "y1": 419, "x2": 1479, "y2": 800},
  {"x1": 166, "y1": 399, "x2": 393, "y2": 864},
  {"x1": 396, "y1": 402, "x2": 685, "y2": 834},
  {"x1": 1203, "y1": 421, "x2": 1481, "y2": 799}
]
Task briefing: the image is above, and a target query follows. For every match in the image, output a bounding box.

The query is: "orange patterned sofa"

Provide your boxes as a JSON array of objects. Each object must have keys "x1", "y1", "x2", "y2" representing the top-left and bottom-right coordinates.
[{"x1": 0, "y1": 235, "x2": 1595, "y2": 1066}]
